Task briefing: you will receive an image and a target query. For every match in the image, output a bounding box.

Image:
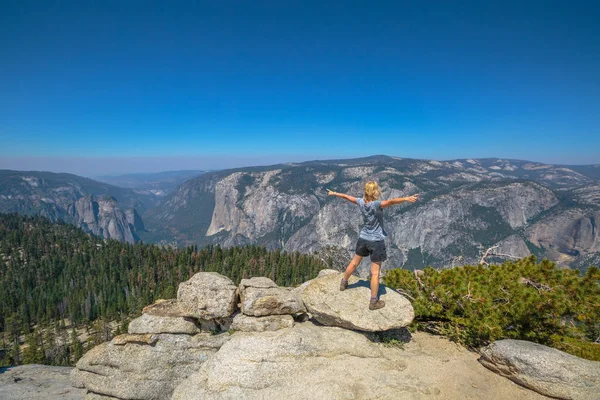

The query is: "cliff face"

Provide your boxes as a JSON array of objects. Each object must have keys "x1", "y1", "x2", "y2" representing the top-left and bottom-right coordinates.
[
  {"x1": 526, "y1": 209, "x2": 600, "y2": 263},
  {"x1": 285, "y1": 181, "x2": 559, "y2": 269},
  {"x1": 67, "y1": 196, "x2": 136, "y2": 243},
  {"x1": 0, "y1": 170, "x2": 148, "y2": 243},
  {"x1": 144, "y1": 156, "x2": 600, "y2": 272}
]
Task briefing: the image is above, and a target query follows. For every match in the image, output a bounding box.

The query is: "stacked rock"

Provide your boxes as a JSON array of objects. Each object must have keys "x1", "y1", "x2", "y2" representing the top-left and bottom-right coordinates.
[
  {"x1": 71, "y1": 270, "x2": 415, "y2": 400},
  {"x1": 231, "y1": 276, "x2": 306, "y2": 332},
  {"x1": 70, "y1": 272, "x2": 239, "y2": 400},
  {"x1": 70, "y1": 269, "x2": 600, "y2": 400}
]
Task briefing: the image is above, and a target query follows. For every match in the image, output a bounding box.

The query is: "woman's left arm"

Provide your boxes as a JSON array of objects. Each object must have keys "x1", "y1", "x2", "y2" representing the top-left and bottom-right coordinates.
[{"x1": 327, "y1": 189, "x2": 357, "y2": 204}]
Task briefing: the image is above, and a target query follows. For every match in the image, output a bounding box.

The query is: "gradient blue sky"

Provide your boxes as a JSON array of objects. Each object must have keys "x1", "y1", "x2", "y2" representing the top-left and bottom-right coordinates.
[{"x1": 1, "y1": 1, "x2": 599, "y2": 175}]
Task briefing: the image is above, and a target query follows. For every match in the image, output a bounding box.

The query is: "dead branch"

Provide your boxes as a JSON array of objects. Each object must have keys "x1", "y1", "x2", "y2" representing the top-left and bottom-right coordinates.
[
  {"x1": 479, "y1": 246, "x2": 499, "y2": 265},
  {"x1": 519, "y1": 277, "x2": 552, "y2": 293},
  {"x1": 479, "y1": 245, "x2": 521, "y2": 265},
  {"x1": 395, "y1": 289, "x2": 416, "y2": 301},
  {"x1": 463, "y1": 282, "x2": 473, "y2": 301},
  {"x1": 414, "y1": 269, "x2": 425, "y2": 289}
]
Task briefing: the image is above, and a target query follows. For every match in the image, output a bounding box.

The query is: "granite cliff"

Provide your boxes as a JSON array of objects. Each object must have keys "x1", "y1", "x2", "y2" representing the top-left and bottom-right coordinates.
[
  {"x1": 143, "y1": 156, "x2": 600, "y2": 272},
  {"x1": 0, "y1": 170, "x2": 151, "y2": 243}
]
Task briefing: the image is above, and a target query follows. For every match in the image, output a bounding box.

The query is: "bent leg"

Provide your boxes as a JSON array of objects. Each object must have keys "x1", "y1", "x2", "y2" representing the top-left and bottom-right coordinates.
[
  {"x1": 343, "y1": 254, "x2": 363, "y2": 281},
  {"x1": 370, "y1": 261, "x2": 382, "y2": 299}
]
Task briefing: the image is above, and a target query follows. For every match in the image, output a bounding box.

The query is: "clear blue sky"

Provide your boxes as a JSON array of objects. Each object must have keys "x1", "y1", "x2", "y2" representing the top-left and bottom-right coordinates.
[{"x1": 1, "y1": 1, "x2": 599, "y2": 175}]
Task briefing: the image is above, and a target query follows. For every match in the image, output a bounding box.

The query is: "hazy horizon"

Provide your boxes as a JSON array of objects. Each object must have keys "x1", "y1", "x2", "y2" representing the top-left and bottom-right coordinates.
[{"x1": 1, "y1": 153, "x2": 599, "y2": 178}]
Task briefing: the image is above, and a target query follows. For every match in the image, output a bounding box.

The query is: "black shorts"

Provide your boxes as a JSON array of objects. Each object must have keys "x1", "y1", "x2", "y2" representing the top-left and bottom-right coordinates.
[{"x1": 355, "y1": 238, "x2": 387, "y2": 262}]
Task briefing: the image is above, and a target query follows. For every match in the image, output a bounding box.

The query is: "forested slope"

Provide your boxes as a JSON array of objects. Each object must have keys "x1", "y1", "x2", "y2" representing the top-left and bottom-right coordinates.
[{"x1": 0, "y1": 213, "x2": 327, "y2": 366}]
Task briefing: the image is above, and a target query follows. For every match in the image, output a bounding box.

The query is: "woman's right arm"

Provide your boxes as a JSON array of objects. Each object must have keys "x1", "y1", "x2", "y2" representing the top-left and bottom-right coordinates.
[
  {"x1": 380, "y1": 194, "x2": 419, "y2": 209},
  {"x1": 327, "y1": 189, "x2": 357, "y2": 204}
]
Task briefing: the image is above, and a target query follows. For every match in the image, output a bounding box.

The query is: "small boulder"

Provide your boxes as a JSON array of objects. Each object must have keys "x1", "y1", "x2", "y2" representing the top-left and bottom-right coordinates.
[
  {"x1": 231, "y1": 313, "x2": 294, "y2": 332},
  {"x1": 177, "y1": 272, "x2": 237, "y2": 319},
  {"x1": 479, "y1": 339, "x2": 600, "y2": 400},
  {"x1": 142, "y1": 299, "x2": 230, "y2": 332},
  {"x1": 239, "y1": 277, "x2": 306, "y2": 316},
  {"x1": 301, "y1": 273, "x2": 414, "y2": 332},
  {"x1": 128, "y1": 314, "x2": 201, "y2": 335},
  {"x1": 239, "y1": 276, "x2": 278, "y2": 289},
  {"x1": 317, "y1": 269, "x2": 341, "y2": 278}
]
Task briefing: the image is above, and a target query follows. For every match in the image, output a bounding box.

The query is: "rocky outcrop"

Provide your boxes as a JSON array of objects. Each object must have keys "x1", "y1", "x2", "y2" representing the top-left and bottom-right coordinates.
[
  {"x1": 301, "y1": 273, "x2": 414, "y2": 331},
  {"x1": 479, "y1": 339, "x2": 600, "y2": 400},
  {"x1": 71, "y1": 272, "x2": 240, "y2": 400},
  {"x1": 70, "y1": 269, "x2": 599, "y2": 400},
  {"x1": 177, "y1": 272, "x2": 237, "y2": 319},
  {"x1": 238, "y1": 277, "x2": 305, "y2": 316},
  {"x1": 0, "y1": 364, "x2": 86, "y2": 400}
]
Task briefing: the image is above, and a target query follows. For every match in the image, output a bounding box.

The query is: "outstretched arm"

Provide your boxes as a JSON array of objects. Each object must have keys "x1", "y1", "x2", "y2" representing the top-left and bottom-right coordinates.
[
  {"x1": 380, "y1": 193, "x2": 419, "y2": 209},
  {"x1": 326, "y1": 189, "x2": 357, "y2": 204}
]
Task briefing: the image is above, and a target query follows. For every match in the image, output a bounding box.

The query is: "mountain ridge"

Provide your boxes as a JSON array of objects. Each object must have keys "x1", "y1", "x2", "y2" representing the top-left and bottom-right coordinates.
[
  {"x1": 0, "y1": 170, "x2": 155, "y2": 242},
  {"x1": 141, "y1": 155, "x2": 600, "y2": 272}
]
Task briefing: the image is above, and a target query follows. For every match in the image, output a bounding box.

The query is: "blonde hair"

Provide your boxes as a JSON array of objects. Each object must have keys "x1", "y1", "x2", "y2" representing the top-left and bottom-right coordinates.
[{"x1": 363, "y1": 181, "x2": 381, "y2": 202}]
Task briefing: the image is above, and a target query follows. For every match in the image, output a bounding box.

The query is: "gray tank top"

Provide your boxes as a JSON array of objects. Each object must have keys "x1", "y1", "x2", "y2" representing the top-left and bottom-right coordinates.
[{"x1": 356, "y1": 198, "x2": 386, "y2": 241}]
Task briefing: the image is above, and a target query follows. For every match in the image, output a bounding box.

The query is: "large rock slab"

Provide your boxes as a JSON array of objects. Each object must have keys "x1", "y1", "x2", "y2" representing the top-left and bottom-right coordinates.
[
  {"x1": 231, "y1": 313, "x2": 294, "y2": 332},
  {"x1": 172, "y1": 322, "x2": 416, "y2": 400},
  {"x1": 177, "y1": 272, "x2": 237, "y2": 319},
  {"x1": 0, "y1": 364, "x2": 86, "y2": 400},
  {"x1": 301, "y1": 273, "x2": 414, "y2": 331},
  {"x1": 72, "y1": 332, "x2": 230, "y2": 400},
  {"x1": 479, "y1": 339, "x2": 600, "y2": 400},
  {"x1": 128, "y1": 313, "x2": 201, "y2": 335},
  {"x1": 173, "y1": 323, "x2": 547, "y2": 400},
  {"x1": 239, "y1": 277, "x2": 306, "y2": 316}
]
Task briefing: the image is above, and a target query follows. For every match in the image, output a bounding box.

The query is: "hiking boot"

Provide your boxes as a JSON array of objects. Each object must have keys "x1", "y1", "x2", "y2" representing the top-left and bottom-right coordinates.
[
  {"x1": 369, "y1": 299, "x2": 385, "y2": 310},
  {"x1": 340, "y1": 279, "x2": 348, "y2": 291}
]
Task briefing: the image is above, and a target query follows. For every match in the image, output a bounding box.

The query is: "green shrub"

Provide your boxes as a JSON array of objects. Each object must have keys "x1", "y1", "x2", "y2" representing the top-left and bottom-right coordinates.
[
  {"x1": 550, "y1": 335, "x2": 600, "y2": 361},
  {"x1": 383, "y1": 257, "x2": 600, "y2": 361}
]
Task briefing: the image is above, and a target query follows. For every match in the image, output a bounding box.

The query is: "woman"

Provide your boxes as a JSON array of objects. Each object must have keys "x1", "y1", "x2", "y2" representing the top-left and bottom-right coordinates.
[{"x1": 327, "y1": 182, "x2": 419, "y2": 310}]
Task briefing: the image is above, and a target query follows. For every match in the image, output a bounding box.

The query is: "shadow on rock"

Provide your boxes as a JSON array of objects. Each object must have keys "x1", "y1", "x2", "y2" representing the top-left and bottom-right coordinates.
[{"x1": 363, "y1": 327, "x2": 413, "y2": 346}]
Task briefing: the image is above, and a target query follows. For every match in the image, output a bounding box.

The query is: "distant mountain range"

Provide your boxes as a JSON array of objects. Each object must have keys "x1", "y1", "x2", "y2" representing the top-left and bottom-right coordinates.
[
  {"x1": 1, "y1": 156, "x2": 599, "y2": 272},
  {"x1": 95, "y1": 170, "x2": 208, "y2": 195}
]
